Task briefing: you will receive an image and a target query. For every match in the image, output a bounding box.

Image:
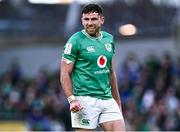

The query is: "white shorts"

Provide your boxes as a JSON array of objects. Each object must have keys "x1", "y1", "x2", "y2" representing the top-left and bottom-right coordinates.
[{"x1": 71, "y1": 96, "x2": 124, "y2": 129}]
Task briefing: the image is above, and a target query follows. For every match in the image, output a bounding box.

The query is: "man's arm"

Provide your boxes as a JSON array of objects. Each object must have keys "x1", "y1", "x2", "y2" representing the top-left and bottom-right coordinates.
[
  {"x1": 110, "y1": 59, "x2": 122, "y2": 111},
  {"x1": 60, "y1": 59, "x2": 83, "y2": 112},
  {"x1": 60, "y1": 60, "x2": 74, "y2": 98}
]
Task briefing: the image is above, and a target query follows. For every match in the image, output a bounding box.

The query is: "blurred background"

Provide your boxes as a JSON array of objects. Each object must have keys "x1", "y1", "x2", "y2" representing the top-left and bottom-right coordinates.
[{"x1": 0, "y1": 0, "x2": 180, "y2": 131}]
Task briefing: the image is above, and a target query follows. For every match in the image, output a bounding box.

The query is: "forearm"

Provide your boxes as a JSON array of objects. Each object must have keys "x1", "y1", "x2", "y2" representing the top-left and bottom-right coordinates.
[
  {"x1": 60, "y1": 68, "x2": 83, "y2": 112},
  {"x1": 60, "y1": 72, "x2": 73, "y2": 97},
  {"x1": 110, "y1": 71, "x2": 122, "y2": 108},
  {"x1": 60, "y1": 60, "x2": 74, "y2": 98}
]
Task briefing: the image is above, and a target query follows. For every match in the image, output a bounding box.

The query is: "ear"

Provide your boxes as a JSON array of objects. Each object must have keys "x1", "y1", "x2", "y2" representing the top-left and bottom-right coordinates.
[{"x1": 101, "y1": 16, "x2": 105, "y2": 24}]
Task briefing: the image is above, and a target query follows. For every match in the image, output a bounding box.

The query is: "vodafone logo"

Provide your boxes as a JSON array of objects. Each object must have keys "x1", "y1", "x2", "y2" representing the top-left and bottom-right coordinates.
[{"x1": 97, "y1": 55, "x2": 107, "y2": 68}]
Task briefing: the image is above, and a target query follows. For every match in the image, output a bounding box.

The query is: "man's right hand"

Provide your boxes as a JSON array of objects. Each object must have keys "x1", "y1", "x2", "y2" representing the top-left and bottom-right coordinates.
[{"x1": 70, "y1": 100, "x2": 83, "y2": 113}]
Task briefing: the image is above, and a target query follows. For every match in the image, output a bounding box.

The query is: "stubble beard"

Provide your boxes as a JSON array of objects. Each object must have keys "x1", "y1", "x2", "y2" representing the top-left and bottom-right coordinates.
[{"x1": 86, "y1": 27, "x2": 100, "y2": 37}]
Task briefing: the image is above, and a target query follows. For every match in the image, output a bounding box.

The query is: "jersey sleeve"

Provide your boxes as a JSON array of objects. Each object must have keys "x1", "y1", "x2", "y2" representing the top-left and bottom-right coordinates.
[{"x1": 62, "y1": 37, "x2": 79, "y2": 63}]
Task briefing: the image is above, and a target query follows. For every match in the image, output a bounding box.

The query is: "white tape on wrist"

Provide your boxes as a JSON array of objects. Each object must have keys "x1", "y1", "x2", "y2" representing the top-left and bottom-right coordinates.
[{"x1": 67, "y1": 95, "x2": 76, "y2": 104}]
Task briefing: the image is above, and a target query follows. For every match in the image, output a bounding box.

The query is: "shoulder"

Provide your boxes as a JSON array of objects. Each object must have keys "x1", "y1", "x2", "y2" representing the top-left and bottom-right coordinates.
[
  {"x1": 69, "y1": 31, "x2": 85, "y2": 42},
  {"x1": 66, "y1": 31, "x2": 84, "y2": 50},
  {"x1": 101, "y1": 31, "x2": 114, "y2": 44},
  {"x1": 101, "y1": 31, "x2": 114, "y2": 39}
]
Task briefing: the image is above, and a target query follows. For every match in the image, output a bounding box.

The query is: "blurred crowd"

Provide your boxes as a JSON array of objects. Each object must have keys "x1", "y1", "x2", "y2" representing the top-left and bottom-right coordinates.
[
  {"x1": 118, "y1": 51, "x2": 180, "y2": 131},
  {"x1": 0, "y1": 61, "x2": 70, "y2": 131},
  {"x1": 0, "y1": 51, "x2": 180, "y2": 131}
]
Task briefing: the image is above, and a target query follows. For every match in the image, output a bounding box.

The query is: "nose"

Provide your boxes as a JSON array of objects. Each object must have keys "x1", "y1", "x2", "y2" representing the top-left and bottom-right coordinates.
[{"x1": 87, "y1": 20, "x2": 93, "y2": 25}]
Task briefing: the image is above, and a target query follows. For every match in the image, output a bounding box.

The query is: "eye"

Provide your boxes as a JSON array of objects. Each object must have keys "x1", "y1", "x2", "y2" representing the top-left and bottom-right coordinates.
[
  {"x1": 84, "y1": 18, "x2": 89, "y2": 21},
  {"x1": 91, "y1": 18, "x2": 98, "y2": 21}
]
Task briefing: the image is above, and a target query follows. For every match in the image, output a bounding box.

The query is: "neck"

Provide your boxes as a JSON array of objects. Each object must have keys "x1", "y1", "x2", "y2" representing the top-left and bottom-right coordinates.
[
  {"x1": 82, "y1": 30, "x2": 102, "y2": 40},
  {"x1": 90, "y1": 32, "x2": 100, "y2": 37},
  {"x1": 85, "y1": 30, "x2": 101, "y2": 38}
]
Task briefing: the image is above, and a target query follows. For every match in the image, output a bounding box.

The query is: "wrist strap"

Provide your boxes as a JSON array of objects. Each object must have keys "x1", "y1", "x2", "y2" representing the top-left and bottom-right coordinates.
[{"x1": 67, "y1": 95, "x2": 76, "y2": 104}]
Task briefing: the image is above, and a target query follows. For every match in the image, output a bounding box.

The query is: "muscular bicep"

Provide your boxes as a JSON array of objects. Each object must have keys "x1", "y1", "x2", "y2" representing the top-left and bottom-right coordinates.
[
  {"x1": 60, "y1": 59, "x2": 74, "y2": 97},
  {"x1": 61, "y1": 59, "x2": 74, "y2": 76},
  {"x1": 60, "y1": 58, "x2": 74, "y2": 86}
]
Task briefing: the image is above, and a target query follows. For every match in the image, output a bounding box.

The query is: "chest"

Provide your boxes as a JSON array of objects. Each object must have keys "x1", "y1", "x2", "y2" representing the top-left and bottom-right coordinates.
[{"x1": 78, "y1": 39, "x2": 114, "y2": 62}]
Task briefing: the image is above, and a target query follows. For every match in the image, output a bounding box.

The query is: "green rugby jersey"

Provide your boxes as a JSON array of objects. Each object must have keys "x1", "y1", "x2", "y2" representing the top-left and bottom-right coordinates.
[{"x1": 62, "y1": 30, "x2": 115, "y2": 99}]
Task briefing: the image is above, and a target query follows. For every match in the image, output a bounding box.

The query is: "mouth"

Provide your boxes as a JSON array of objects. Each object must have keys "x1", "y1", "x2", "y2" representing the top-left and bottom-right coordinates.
[{"x1": 87, "y1": 27, "x2": 95, "y2": 32}]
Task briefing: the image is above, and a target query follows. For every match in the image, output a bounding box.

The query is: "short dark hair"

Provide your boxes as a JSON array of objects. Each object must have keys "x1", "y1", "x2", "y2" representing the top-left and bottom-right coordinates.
[{"x1": 81, "y1": 4, "x2": 103, "y2": 15}]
